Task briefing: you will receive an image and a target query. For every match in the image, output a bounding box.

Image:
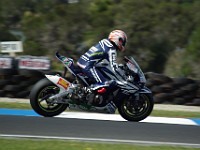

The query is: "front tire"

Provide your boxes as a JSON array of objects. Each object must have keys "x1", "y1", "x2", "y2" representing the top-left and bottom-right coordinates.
[
  {"x1": 118, "y1": 93, "x2": 154, "y2": 121},
  {"x1": 30, "y1": 78, "x2": 68, "y2": 117}
]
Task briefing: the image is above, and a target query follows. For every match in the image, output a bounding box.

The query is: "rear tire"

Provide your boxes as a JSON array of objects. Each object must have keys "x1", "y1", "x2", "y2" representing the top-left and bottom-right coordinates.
[
  {"x1": 118, "y1": 93, "x2": 154, "y2": 122},
  {"x1": 30, "y1": 78, "x2": 68, "y2": 117}
]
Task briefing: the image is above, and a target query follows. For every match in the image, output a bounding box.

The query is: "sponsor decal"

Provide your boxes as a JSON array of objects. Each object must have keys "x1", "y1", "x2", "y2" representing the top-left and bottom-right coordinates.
[
  {"x1": 90, "y1": 52, "x2": 103, "y2": 57},
  {"x1": 18, "y1": 58, "x2": 50, "y2": 70},
  {"x1": 0, "y1": 57, "x2": 12, "y2": 69},
  {"x1": 63, "y1": 58, "x2": 72, "y2": 67},
  {"x1": 111, "y1": 52, "x2": 118, "y2": 70},
  {"x1": 57, "y1": 78, "x2": 70, "y2": 89}
]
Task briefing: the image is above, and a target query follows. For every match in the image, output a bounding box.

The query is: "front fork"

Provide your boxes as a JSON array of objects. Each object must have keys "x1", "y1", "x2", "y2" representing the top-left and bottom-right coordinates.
[{"x1": 132, "y1": 87, "x2": 152, "y2": 110}]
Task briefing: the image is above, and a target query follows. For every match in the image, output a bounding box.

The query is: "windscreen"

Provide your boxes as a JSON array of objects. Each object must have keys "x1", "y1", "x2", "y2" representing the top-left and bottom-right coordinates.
[{"x1": 125, "y1": 56, "x2": 146, "y2": 83}]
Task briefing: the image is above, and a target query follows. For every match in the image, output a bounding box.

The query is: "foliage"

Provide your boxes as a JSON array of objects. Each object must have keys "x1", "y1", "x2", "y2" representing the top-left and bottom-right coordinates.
[{"x1": 0, "y1": 0, "x2": 200, "y2": 78}]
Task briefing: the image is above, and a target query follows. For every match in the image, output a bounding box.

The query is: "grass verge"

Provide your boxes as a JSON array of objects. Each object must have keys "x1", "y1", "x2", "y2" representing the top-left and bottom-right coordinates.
[
  {"x1": 0, "y1": 102, "x2": 32, "y2": 109},
  {"x1": 0, "y1": 138, "x2": 199, "y2": 150}
]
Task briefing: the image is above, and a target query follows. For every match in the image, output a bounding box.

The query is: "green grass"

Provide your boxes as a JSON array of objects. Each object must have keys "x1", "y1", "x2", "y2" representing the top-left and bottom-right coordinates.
[
  {"x1": 0, "y1": 102, "x2": 32, "y2": 109},
  {"x1": 0, "y1": 102, "x2": 200, "y2": 118},
  {"x1": 151, "y1": 110, "x2": 200, "y2": 119},
  {"x1": 0, "y1": 138, "x2": 199, "y2": 150}
]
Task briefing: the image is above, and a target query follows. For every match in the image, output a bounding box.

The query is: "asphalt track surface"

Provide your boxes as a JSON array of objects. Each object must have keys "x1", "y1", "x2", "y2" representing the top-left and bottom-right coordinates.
[{"x1": 0, "y1": 115, "x2": 200, "y2": 147}]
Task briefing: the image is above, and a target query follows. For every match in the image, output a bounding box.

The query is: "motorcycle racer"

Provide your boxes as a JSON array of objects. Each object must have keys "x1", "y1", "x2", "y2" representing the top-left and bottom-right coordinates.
[
  {"x1": 77, "y1": 30, "x2": 127, "y2": 90},
  {"x1": 30, "y1": 32, "x2": 154, "y2": 120}
]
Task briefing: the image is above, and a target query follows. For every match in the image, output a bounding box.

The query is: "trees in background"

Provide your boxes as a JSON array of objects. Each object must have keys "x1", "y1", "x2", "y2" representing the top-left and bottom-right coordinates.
[{"x1": 0, "y1": 0, "x2": 199, "y2": 78}]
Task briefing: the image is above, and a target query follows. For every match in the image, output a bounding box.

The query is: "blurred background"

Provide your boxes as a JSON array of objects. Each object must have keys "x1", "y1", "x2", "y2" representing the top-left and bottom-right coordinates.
[{"x1": 0, "y1": 0, "x2": 199, "y2": 78}]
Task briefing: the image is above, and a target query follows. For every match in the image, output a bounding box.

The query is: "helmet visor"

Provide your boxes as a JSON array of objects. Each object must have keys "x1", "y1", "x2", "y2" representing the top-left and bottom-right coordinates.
[
  {"x1": 122, "y1": 38, "x2": 126, "y2": 46},
  {"x1": 119, "y1": 38, "x2": 126, "y2": 47}
]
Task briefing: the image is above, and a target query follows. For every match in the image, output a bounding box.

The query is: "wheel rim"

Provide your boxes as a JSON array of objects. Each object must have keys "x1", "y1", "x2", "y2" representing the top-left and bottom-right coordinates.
[
  {"x1": 122, "y1": 94, "x2": 151, "y2": 118},
  {"x1": 37, "y1": 86, "x2": 64, "y2": 112}
]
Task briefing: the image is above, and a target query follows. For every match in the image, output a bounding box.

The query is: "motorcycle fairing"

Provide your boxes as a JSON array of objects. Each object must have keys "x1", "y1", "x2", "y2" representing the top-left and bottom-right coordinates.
[
  {"x1": 97, "y1": 65, "x2": 140, "y2": 94},
  {"x1": 138, "y1": 87, "x2": 152, "y2": 94},
  {"x1": 56, "y1": 52, "x2": 78, "y2": 76},
  {"x1": 45, "y1": 75, "x2": 73, "y2": 93}
]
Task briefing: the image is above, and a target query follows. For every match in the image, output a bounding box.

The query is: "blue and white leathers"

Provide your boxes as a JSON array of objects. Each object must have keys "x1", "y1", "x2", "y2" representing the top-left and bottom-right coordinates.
[{"x1": 77, "y1": 39, "x2": 118, "y2": 86}]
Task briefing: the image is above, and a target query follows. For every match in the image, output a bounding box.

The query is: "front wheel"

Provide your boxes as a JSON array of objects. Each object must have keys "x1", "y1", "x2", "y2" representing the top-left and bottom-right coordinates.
[
  {"x1": 30, "y1": 78, "x2": 68, "y2": 117},
  {"x1": 118, "y1": 93, "x2": 154, "y2": 121}
]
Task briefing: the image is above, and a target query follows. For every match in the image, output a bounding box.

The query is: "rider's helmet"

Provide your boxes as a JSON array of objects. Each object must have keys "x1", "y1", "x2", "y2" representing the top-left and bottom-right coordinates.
[{"x1": 108, "y1": 30, "x2": 127, "y2": 52}]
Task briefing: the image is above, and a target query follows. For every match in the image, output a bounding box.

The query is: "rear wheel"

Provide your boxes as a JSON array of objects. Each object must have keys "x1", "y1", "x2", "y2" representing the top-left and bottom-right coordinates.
[
  {"x1": 118, "y1": 93, "x2": 154, "y2": 121},
  {"x1": 30, "y1": 78, "x2": 68, "y2": 117}
]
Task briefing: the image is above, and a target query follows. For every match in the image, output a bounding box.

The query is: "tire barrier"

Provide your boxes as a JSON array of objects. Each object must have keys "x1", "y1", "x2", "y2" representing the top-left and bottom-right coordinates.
[
  {"x1": 0, "y1": 56, "x2": 200, "y2": 106},
  {"x1": 145, "y1": 72, "x2": 200, "y2": 106},
  {"x1": 0, "y1": 55, "x2": 53, "y2": 99}
]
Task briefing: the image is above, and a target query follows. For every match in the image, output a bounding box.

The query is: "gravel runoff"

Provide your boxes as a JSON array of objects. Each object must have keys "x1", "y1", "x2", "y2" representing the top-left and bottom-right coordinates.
[{"x1": 0, "y1": 97, "x2": 200, "y2": 112}]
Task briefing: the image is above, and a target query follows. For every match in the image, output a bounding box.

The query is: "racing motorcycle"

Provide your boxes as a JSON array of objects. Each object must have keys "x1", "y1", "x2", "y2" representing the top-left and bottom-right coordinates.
[{"x1": 30, "y1": 52, "x2": 154, "y2": 121}]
